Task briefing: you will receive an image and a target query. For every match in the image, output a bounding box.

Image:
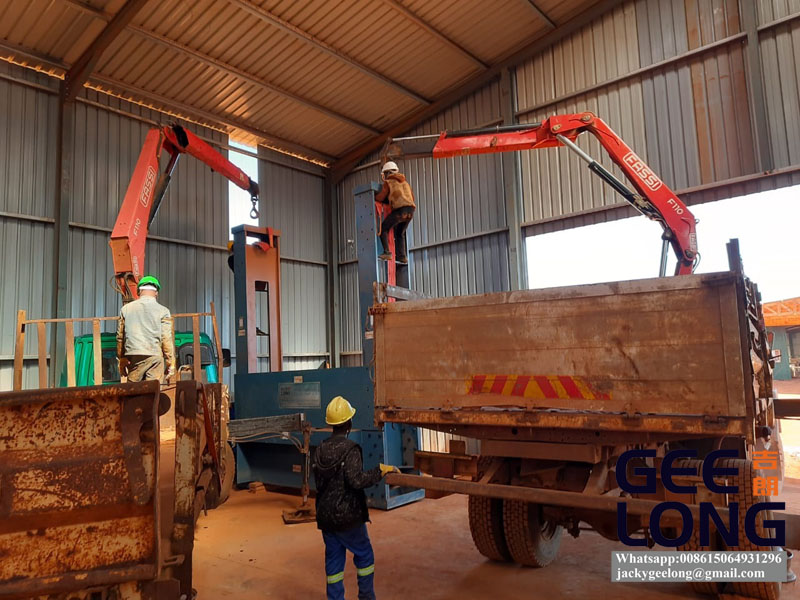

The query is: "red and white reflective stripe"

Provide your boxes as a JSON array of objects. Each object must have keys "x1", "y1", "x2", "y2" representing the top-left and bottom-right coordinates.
[{"x1": 467, "y1": 374, "x2": 611, "y2": 401}]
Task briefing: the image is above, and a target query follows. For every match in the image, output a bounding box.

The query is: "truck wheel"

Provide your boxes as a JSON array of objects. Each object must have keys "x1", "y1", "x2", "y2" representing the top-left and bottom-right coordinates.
[
  {"x1": 680, "y1": 522, "x2": 726, "y2": 595},
  {"x1": 469, "y1": 496, "x2": 511, "y2": 562},
  {"x1": 723, "y1": 458, "x2": 781, "y2": 600},
  {"x1": 218, "y1": 443, "x2": 235, "y2": 504},
  {"x1": 503, "y1": 500, "x2": 562, "y2": 567},
  {"x1": 676, "y1": 458, "x2": 726, "y2": 595}
]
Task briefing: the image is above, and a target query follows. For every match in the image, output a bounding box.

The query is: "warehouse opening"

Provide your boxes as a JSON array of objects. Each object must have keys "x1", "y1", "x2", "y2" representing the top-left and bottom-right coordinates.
[
  {"x1": 525, "y1": 184, "x2": 800, "y2": 303},
  {"x1": 228, "y1": 140, "x2": 259, "y2": 237}
]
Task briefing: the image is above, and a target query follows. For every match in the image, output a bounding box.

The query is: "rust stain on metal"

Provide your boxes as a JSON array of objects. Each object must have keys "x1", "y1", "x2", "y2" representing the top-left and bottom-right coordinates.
[
  {"x1": 0, "y1": 382, "x2": 160, "y2": 597},
  {"x1": 0, "y1": 516, "x2": 155, "y2": 580}
]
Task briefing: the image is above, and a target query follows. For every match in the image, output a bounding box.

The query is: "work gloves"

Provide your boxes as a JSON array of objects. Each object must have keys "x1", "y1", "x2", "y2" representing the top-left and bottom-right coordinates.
[{"x1": 379, "y1": 463, "x2": 400, "y2": 477}]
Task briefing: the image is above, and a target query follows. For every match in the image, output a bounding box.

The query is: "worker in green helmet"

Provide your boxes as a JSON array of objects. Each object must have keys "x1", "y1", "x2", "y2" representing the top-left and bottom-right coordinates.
[{"x1": 116, "y1": 275, "x2": 176, "y2": 383}]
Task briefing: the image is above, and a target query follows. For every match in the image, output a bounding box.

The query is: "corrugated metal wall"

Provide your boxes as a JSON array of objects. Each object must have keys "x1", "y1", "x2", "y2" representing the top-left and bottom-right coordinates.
[
  {"x1": 336, "y1": 82, "x2": 509, "y2": 363},
  {"x1": 759, "y1": 0, "x2": 800, "y2": 170},
  {"x1": 0, "y1": 62, "x2": 58, "y2": 390},
  {"x1": 515, "y1": 0, "x2": 800, "y2": 234},
  {"x1": 258, "y1": 149, "x2": 328, "y2": 372},
  {"x1": 0, "y1": 60, "x2": 330, "y2": 390},
  {"x1": 335, "y1": 84, "x2": 507, "y2": 451}
]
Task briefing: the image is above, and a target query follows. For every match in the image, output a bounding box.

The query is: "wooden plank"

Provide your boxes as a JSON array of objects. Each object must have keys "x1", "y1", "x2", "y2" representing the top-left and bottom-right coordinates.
[
  {"x1": 209, "y1": 302, "x2": 223, "y2": 378},
  {"x1": 380, "y1": 378, "x2": 730, "y2": 415},
  {"x1": 65, "y1": 321, "x2": 76, "y2": 388},
  {"x1": 37, "y1": 323, "x2": 47, "y2": 389},
  {"x1": 717, "y1": 282, "x2": 748, "y2": 417},
  {"x1": 23, "y1": 316, "x2": 118, "y2": 324},
  {"x1": 373, "y1": 273, "x2": 735, "y2": 314},
  {"x1": 13, "y1": 310, "x2": 26, "y2": 391},
  {"x1": 382, "y1": 344, "x2": 727, "y2": 384},
  {"x1": 374, "y1": 275, "x2": 745, "y2": 424},
  {"x1": 378, "y1": 409, "x2": 747, "y2": 438},
  {"x1": 228, "y1": 414, "x2": 303, "y2": 438},
  {"x1": 92, "y1": 320, "x2": 102, "y2": 386},
  {"x1": 192, "y1": 315, "x2": 201, "y2": 382}
]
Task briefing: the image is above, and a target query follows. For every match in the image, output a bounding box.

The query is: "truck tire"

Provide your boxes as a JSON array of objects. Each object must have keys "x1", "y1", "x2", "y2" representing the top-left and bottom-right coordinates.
[
  {"x1": 502, "y1": 500, "x2": 562, "y2": 567},
  {"x1": 676, "y1": 458, "x2": 726, "y2": 595},
  {"x1": 680, "y1": 521, "x2": 726, "y2": 595},
  {"x1": 468, "y1": 496, "x2": 511, "y2": 562},
  {"x1": 723, "y1": 458, "x2": 781, "y2": 600},
  {"x1": 218, "y1": 443, "x2": 235, "y2": 504}
]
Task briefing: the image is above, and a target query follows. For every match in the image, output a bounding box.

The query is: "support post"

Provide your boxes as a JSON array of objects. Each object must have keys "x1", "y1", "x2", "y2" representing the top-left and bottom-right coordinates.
[
  {"x1": 354, "y1": 183, "x2": 384, "y2": 365},
  {"x1": 51, "y1": 95, "x2": 74, "y2": 387},
  {"x1": 232, "y1": 225, "x2": 282, "y2": 374},
  {"x1": 13, "y1": 310, "x2": 26, "y2": 391},
  {"x1": 325, "y1": 176, "x2": 341, "y2": 368},
  {"x1": 740, "y1": 0, "x2": 773, "y2": 172},
  {"x1": 500, "y1": 68, "x2": 526, "y2": 290}
]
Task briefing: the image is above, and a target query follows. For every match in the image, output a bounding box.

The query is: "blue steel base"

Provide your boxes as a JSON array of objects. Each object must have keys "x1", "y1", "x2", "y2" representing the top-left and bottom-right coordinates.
[{"x1": 233, "y1": 367, "x2": 424, "y2": 510}]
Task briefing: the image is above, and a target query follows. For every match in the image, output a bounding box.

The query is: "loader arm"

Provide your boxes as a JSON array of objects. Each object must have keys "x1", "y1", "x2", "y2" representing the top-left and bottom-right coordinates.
[
  {"x1": 109, "y1": 124, "x2": 259, "y2": 301},
  {"x1": 382, "y1": 112, "x2": 697, "y2": 276}
]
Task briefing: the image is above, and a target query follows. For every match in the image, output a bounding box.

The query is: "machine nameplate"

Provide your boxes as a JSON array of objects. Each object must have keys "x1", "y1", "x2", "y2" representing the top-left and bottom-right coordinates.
[{"x1": 278, "y1": 382, "x2": 321, "y2": 408}]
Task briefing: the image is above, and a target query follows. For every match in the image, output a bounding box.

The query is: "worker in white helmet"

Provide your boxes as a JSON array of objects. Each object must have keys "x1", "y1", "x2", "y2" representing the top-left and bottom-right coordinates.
[{"x1": 375, "y1": 161, "x2": 415, "y2": 264}]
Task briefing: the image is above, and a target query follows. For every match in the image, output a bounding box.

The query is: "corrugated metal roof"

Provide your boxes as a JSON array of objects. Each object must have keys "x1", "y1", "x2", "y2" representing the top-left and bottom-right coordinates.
[{"x1": 0, "y1": 0, "x2": 603, "y2": 164}]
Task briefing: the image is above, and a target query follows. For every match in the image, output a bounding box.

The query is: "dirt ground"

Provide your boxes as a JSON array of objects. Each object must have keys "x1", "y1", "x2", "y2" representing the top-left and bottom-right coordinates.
[{"x1": 189, "y1": 379, "x2": 800, "y2": 600}]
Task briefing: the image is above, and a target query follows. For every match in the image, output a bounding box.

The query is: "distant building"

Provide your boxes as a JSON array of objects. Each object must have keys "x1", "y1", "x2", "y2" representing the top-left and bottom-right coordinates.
[{"x1": 764, "y1": 298, "x2": 800, "y2": 381}]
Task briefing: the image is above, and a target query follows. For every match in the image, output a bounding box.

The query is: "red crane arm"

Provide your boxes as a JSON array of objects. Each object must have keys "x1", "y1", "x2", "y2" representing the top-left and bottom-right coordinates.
[
  {"x1": 382, "y1": 112, "x2": 698, "y2": 276},
  {"x1": 110, "y1": 124, "x2": 259, "y2": 301}
]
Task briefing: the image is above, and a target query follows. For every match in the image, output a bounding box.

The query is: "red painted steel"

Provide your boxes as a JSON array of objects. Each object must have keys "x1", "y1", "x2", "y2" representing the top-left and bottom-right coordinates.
[
  {"x1": 393, "y1": 112, "x2": 698, "y2": 275},
  {"x1": 109, "y1": 124, "x2": 259, "y2": 301}
]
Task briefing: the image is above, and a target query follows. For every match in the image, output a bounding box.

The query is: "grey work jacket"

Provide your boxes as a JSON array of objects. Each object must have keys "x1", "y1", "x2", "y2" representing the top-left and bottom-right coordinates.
[{"x1": 116, "y1": 296, "x2": 176, "y2": 369}]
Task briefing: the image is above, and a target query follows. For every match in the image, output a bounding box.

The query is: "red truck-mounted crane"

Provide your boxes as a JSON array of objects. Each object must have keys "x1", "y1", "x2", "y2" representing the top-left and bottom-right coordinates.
[
  {"x1": 381, "y1": 112, "x2": 698, "y2": 276},
  {"x1": 109, "y1": 123, "x2": 260, "y2": 301}
]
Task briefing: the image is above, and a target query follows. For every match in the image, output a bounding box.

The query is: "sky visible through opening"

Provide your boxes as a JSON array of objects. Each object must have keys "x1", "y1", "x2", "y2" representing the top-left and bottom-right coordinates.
[
  {"x1": 526, "y1": 184, "x2": 799, "y2": 303},
  {"x1": 228, "y1": 140, "x2": 259, "y2": 238}
]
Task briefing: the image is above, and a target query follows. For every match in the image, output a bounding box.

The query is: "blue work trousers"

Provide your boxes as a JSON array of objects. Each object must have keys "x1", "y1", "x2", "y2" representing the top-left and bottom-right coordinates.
[{"x1": 322, "y1": 523, "x2": 376, "y2": 600}]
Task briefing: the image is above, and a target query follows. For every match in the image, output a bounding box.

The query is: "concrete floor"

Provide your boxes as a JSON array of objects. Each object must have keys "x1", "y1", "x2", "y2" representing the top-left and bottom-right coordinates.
[{"x1": 193, "y1": 489, "x2": 799, "y2": 600}]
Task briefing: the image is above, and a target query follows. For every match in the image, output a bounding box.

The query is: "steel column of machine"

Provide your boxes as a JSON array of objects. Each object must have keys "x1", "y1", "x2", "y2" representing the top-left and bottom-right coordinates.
[
  {"x1": 230, "y1": 205, "x2": 423, "y2": 509},
  {"x1": 232, "y1": 225, "x2": 282, "y2": 374}
]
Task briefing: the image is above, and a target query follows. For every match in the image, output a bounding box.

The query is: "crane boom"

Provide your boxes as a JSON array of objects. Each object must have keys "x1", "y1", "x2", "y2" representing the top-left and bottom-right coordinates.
[
  {"x1": 109, "y1": 124, "x2": 259, "y2": 301},
  {"x1": 382, "y1": 112, "x2": 697, "y2": 276}
]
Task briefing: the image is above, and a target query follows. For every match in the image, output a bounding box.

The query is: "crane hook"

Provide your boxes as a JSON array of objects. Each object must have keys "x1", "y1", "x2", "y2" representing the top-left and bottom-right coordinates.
[{"x1": 250, "y1": 196, "x2": 259, "y2": 220}]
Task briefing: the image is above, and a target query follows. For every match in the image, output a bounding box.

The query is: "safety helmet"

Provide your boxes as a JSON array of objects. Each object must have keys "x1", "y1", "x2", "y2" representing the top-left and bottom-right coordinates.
[
  {"x1": 325, "y1": 395, "x2": 356, "y2": 426},
  {"x1": 137, "y1": 275, "x2": 161, "y2": 291},
  {"x1": 381, "y1": 161, "x2": 399, "y2": 174}
]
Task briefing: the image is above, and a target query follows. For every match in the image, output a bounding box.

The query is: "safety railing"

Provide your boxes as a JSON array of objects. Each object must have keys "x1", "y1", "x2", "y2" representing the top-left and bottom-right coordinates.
[{"x1": 12, "y1": 302, "x2": 223, "y2": 391}]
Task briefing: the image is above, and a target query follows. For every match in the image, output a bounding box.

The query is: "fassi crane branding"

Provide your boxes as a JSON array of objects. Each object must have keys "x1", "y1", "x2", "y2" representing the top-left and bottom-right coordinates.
[
  {"x1": 623, "y1": 151, "x2": 663, "y2": 192},
  {"x1": 615, "y1": 449, "x2": 785, "y2": 547}
]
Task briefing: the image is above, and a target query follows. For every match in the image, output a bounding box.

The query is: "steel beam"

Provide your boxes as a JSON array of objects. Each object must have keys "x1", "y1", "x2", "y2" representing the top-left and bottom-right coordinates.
[
  {"x1": 0, "y1": 40, "x2": 333, "y2": 164},
  {"x1": 228, "y1": 0, "x2": 430, "y2": 106},
  {"x1": 522, "y1": 0, "x2": 557, "y2": 29},
  {"x1": 50, "y1": 95, "x2": 74, "y2": 387},
  {"x1": 740, "y1": 0, "x2": 774, "y2": 172},
  {"x1": 380, "y1": 0, "x2": 488, "y2": 69},
  {"x1": 325, "y1": 175, "x2": 341, "y2": 368},
  {"x1": 331, "y1": 0, "x2": 624, "y2": 182},
  {"x1": 62, "y1": 0, "x2": 151, "y2": 101},
  {"x1": 385, "y1": 472, "x2": 727, "y2": 523},
  {"x1": 500, "y1": 67, "x2": 526, "y2": 290},
  {"x1": 62, "y1": 0, "x2": 379, "y2": 135}
]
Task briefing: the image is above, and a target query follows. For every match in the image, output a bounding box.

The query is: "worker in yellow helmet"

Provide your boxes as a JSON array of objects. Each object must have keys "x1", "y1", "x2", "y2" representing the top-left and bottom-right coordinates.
[{"x1": 313, "y1": 396, "x2": 398, "y2": 600}]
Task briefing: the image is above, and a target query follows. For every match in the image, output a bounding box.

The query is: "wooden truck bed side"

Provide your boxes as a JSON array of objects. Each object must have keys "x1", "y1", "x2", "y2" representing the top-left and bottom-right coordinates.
[{"x1": 373, "y1": 272, "x2": 752, "y2": 439}]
